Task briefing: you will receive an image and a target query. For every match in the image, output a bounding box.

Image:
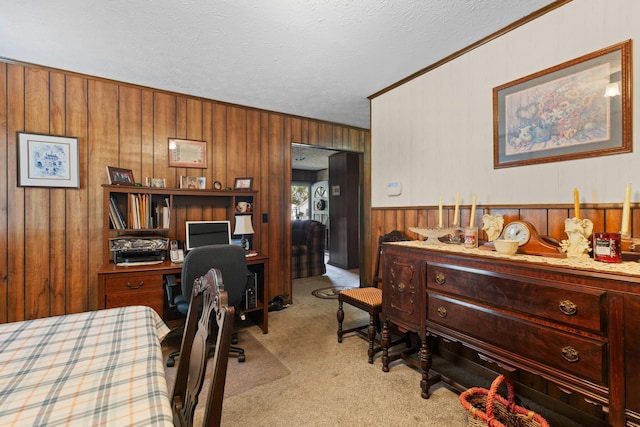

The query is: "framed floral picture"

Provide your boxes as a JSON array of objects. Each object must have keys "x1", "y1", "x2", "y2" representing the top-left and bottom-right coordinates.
[{"x1": 493, "y1": 40, "x2": 632, "y2": 168}]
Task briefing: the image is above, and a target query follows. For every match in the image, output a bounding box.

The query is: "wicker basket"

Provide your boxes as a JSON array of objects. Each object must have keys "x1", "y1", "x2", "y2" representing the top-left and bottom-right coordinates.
[{"x1": 459, "y1": 375, "x2": 550, "y2": 427}]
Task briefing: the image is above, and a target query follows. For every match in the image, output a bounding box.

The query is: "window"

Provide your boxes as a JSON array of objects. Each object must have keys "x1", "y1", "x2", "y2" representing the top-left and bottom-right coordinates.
[{"x1": 291, "y1": 183, "x2": 310, "y2": 220}]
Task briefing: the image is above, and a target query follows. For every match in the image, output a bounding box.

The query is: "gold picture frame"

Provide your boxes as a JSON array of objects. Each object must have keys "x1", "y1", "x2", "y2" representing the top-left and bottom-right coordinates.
[{"x1": 493, "y1": 40, "x2": 632, "y2": 168}]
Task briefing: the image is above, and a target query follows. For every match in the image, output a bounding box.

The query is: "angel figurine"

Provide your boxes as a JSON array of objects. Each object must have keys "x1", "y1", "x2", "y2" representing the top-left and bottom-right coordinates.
[
  {"x1": 560, "y1": 217, "x2": 593, "y2": 258},
  {"x1": 482, "y1": 214, "x2": 504, "y2": 242}
]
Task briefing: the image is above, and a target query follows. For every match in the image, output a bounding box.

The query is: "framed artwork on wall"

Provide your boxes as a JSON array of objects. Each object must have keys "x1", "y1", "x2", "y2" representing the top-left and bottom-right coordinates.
[
  {"x1": 18, "y1": 132, "x2": 80, "y2": 188},
  {"x1": 493, "y1": 39, "x2": 632, "y2": 169},
  {"x1": 168, "y1": 138, "x2": 207, "y2": 168}
]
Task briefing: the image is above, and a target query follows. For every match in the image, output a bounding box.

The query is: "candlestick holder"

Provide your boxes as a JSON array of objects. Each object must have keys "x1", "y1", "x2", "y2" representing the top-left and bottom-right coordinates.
[
  {"x1": 621, "y1": 233, "x2": 632, "y2": 252},
  {"x1": 560, "y1": 217, "x2": 593, "y2": 258},
  {"x1": 409, "y1": 226, "x2": 457, "y2": 244}
]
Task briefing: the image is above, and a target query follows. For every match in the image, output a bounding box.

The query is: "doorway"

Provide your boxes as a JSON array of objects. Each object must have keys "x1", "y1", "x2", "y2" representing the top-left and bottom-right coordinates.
[{"x1": 290, "y1": 143, "x2": 363, "y2": 280}]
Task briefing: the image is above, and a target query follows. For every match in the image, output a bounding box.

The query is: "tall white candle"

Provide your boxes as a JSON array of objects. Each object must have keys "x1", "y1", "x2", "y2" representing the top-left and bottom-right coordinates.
[
  {"x1": 453, "y1": 192, "x2": 460, "y2": 227},
  {"x1": 621, "y1": 183, "x2": 631, "y2": 235},
  {"x1": 469, "y1": 194, "x2": 476, "y2": 228},
  {"x1": 438, "y1": 196, "x2": 443, "y2": 228}
]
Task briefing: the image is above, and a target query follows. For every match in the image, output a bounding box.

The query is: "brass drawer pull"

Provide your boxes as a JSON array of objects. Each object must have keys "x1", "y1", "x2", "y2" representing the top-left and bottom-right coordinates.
[
  {"x1": 435, "y1": 273, "x2": 446, "y2": 285},
  {"x1": 561, "y1": 346, "x2": 579, "y2": 362},
  {"x1": 437, "y1": 306, "x2": 447, "y2": 318},
  {"x1": 397, "y1": 282, "x2": 406, "y2": 292},
  {"x1": 559, "y1": 300, "x2": 577, "y2": 316},
  {"x1": 126, "y1": 281, "x2": 144, "y2": 290}
]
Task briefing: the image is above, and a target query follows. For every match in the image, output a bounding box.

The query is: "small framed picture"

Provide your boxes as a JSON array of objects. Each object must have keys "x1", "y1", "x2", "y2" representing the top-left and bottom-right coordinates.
[
  {"x1": 18, "y1": 132, "x2": 80, "y2": 188},
  {"x1": 180, "y1": 176, "x2": 206, "y2": 189},
  {"x1": 106, "y1": 166, "x2": 136, "y2": 186},
  {"x1": 234, "y1": 177, "x2": 253, "y2": 191},
  {"x1": 145, "y1": 177, "x2": 166, "y2": 188},
  {"x1": 213, "y1": 180, "x2": 223, "y2": 190}
]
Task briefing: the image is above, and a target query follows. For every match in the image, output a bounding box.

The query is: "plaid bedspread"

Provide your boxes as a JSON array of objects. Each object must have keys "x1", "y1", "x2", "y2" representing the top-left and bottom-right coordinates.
[{"x1": 0, "y1": 306, "x2": 173, "y2": 426}]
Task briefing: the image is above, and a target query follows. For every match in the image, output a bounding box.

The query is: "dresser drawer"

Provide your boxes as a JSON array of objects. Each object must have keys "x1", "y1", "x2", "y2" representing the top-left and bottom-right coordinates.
[
  {"x1": 428, "y1": 294, "x2": 607, "y2": 385},
  {"x1": 427, "y1": 263, "x2": 606, "y2": 334}
]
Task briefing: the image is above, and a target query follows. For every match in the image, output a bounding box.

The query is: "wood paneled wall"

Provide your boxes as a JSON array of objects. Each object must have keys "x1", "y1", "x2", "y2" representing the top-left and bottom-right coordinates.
[
  {"x1": 0, "y1": 60, "x2": 370, "y2": 323},
  {"x1": 371, "y1": 203, "x2": 640, "y2": 278}
]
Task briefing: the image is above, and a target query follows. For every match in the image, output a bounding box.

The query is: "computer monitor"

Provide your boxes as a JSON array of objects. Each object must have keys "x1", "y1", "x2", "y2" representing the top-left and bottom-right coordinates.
[{"x1": 185, "y1": 220, "x2": 231, "y2": 251}]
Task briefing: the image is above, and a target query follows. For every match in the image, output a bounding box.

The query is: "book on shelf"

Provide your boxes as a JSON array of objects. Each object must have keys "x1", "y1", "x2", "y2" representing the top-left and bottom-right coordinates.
[
  {"x1": 154, "y1": 198, "x2": 171, "y2": 229},
  {"x1": 125, "y1": 193, "x2": 158, "y2": 229},
  {"x1": 109, "y1": 195, "x2": 126, "y2": 229}
]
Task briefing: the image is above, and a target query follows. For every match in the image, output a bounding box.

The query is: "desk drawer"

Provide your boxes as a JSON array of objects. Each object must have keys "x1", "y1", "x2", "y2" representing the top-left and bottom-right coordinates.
[
  {"x1": 428, "y1": 294, "x2": 606, "y2": 385},
  {"x1": 104, "y1": 274, "x2": 163, "y2": 294},
  {"x1": 103, "y1": 274, "x2": 164, "y2": 315},
  {"x1": 427, "y1": 263, "x2": 606, "y2": 334}
]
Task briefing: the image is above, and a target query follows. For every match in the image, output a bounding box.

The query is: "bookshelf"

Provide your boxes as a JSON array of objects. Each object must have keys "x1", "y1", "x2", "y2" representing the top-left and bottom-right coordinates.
[
  {"x1": 99, "y1": 185, "x2": 268, "y2": 332},
  {"x1": 102, "y1": 184, "x2": 259, "y2": 265}
]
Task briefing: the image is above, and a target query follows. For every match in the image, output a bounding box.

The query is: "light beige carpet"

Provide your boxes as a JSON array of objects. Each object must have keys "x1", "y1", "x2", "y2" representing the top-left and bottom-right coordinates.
[
  {"x1": 163, "y1": 329, "x2": 291, "y2": 399},
  {"x1": 163, "y1": 263, "x2": 586, "y2": 426},
  {"x1": 217, "y1": 270, "x2": 469, "y2": 426}
]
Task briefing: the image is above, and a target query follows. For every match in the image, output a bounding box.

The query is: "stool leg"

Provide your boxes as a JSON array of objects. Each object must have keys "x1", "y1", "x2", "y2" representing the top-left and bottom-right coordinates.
[
  {"x1": 337, "y1": 298, "x2": 344, "y2": 343},
  {"x1": 367, "y1": 313, "x2": 376, "y2": 364}
]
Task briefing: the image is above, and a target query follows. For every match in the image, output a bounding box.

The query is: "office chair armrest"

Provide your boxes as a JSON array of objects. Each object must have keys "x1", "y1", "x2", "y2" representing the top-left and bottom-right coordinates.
[{"x1": 165, "y1": 274, "x2": 179, "y2": 308}]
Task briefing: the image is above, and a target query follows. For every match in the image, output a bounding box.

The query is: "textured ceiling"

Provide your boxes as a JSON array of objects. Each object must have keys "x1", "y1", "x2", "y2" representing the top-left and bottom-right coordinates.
[{"x1": 0, "y1": 0, "x2": 557, "y2": 129}]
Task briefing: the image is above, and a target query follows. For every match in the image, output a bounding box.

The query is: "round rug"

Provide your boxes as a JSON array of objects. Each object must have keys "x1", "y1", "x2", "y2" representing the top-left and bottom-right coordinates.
[{"x1": 311, "y1": 286, "x2": 355, "y2": 299}]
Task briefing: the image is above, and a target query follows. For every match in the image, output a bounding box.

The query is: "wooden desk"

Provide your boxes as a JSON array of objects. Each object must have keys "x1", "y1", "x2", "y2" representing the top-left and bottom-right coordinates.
[
  {"x1": 97, "y1": 255, "x2": 269, "y2": 333},
  {"x1": 380, "y1": 241, "x2": 640, "y2": 427},
  {"x1": 0, "y1": 306, "x2": 172, "y2": 426}
]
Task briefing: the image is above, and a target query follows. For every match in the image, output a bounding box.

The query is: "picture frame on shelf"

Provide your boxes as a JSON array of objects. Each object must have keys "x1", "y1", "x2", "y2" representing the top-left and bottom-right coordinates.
[
  {"x1": 213, "y1": 180, "x2": 223, "y2": 190},
  {"x1": 493, "y1": 39, "x2": 632, "y2": 169},
  {"x1": 145, "y1": 177, "x2": 166, "y2": 188},
  {"x1": 168, "y1": 138, "x2": 207, "y2": 168},
  {"x1": 106, "y1": 166, "x2": 136, "y2": 186},
  {"x1": 180, "y1": 175, "x2": 206, "y2": 189},
  {"x1": 18, "y1": 132, "x2": 80, "y2": 188},
  {"x1": 234, "y1": 177, "x2": 253, "y2": 191}
]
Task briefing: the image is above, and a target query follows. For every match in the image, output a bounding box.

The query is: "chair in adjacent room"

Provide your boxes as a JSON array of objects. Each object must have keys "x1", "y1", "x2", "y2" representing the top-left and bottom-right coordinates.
[
  {"x1": 171, "y1": 267, "x2": 234, "y2": 427},
  {"x1": 166, "y1": 244, "x2": 250, "y2": 367},
  {"x1": 337, "y1": 230, "x2": 409, "y2": 363}
]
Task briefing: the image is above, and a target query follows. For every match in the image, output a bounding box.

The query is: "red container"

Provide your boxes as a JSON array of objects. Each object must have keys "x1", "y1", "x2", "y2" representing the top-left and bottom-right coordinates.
[{"x1": 593, "y1": 232, "x2": 622, "y2": 263}]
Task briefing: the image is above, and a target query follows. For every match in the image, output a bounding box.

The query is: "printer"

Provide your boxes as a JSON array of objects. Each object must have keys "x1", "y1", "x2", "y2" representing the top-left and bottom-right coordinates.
[{"x1": 110, "y1": 237, "x2": 168, "y2": 265}]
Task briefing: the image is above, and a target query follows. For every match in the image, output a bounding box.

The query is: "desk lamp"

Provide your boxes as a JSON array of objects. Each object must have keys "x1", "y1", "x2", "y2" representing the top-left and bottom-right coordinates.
[{"x1": 234, "y1": 215, "x2": 254, "y2": 251}]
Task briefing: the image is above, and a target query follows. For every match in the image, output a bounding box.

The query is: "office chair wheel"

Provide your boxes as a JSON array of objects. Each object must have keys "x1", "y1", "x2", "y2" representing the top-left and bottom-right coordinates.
[{"x1": 238, "y1": 354, "x2": 246, "y2": 362}]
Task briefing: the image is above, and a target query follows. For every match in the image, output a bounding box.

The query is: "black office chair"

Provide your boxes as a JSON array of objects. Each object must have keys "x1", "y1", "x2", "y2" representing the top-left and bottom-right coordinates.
[{"x1": 166, "y1": 244, "x2": 250, "y2": 367}]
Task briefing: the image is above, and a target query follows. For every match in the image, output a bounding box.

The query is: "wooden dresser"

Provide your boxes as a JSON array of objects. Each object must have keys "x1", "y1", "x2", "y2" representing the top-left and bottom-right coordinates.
[{"x1": 380, "y1": 241, "x2": 640, "y2": 426}]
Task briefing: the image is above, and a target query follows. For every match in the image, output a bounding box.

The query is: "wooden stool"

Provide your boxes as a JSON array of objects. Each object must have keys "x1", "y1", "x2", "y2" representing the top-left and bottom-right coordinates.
[{"x1": 337, "y1": 287, "x2": 383, "y2": 363}]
